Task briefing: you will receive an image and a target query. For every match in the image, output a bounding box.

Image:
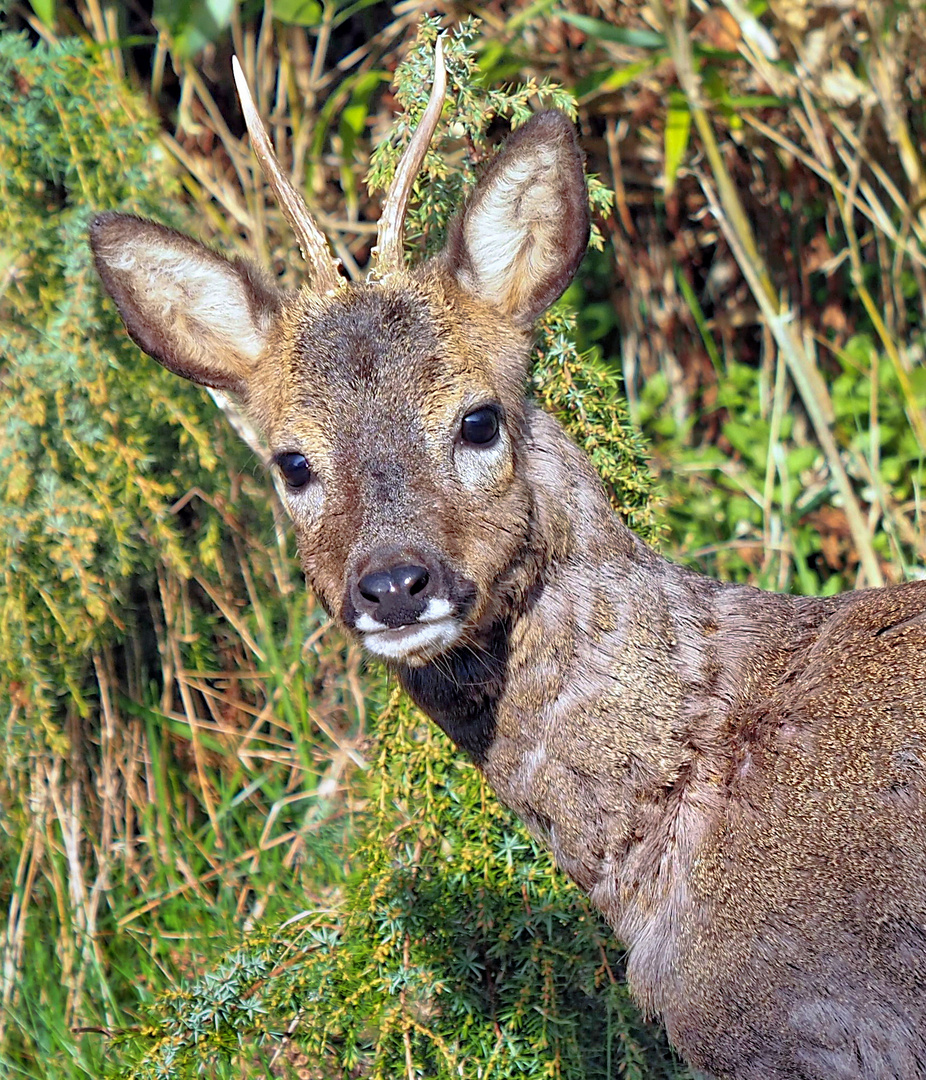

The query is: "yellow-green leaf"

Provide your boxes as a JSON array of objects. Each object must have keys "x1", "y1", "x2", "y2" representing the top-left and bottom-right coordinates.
[{"x1": 664, "y1": 96, "x2": 691, "y2": 195}]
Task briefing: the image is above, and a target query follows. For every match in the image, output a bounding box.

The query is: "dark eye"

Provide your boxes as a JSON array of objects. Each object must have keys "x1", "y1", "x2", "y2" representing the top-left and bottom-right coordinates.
[
  {"x1": 276, "y1": 452, "x2": 312, "y2": 489},
  {"x1": 461, "y1": 407, "x2": 500, "y2": 447}
]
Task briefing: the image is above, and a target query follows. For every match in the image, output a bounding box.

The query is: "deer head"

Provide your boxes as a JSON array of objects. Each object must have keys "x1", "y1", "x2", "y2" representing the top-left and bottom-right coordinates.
[{"x1": 90, "y1": 44, "x2": 590, "y2": 667}]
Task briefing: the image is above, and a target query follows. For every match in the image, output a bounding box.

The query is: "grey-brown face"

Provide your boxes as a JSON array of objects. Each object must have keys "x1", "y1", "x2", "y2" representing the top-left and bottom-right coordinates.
[
  {"x1": 90, "y1": 107, "x2": 591, "y2": 668},
  {"x1": 259, "y1": 273, "x2": 534, "y2": 666}
]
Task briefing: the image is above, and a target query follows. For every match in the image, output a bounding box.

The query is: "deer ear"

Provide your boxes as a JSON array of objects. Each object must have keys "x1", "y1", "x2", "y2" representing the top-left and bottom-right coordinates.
[
  {"x1": 443, "y1": 111, "x2": 590, "y2": 327},
  {"x1": 90, "y1": 212, "x2": 281, "y2": 397}
]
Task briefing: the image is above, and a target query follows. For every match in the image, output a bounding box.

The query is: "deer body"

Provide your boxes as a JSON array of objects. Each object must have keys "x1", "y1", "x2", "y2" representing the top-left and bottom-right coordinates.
[
  {"x1": 90, "y1": 53, "x2": 926, "y2": 1079},
  {"x1": 404, "y1": 400, "x2": 926, "y2": 1078}
]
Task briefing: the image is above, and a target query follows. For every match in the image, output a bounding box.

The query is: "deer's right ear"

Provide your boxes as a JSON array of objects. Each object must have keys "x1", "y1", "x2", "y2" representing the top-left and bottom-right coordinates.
[
  {"x1": 90, "y1": 212, "x2": 281, "y2": 396},
  {"x1": 443, "y1": 111, "x2": 590, "y2": 328}
]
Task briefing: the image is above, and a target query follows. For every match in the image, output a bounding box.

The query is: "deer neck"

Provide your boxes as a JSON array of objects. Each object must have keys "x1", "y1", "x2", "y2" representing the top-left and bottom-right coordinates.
[
  {"x1": 398, "y1": 406, "x2": 837, "y2": 939},
  {"x1": 400, "y1": 407, "x2": 723, "y2": 771}
]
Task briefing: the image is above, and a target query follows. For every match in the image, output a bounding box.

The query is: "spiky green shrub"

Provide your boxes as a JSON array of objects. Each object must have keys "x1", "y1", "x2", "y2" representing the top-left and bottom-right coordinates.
[{"x1": 2, "y1": 35, "x2": 225, "y2": 729}]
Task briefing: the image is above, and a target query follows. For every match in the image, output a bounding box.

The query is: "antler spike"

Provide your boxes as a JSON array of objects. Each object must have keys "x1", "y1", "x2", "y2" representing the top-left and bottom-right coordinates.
[
  {"x1": 232, "y1": 55, "x2": 342, "y2": 292},
  {"x1": 373, "y1": 37, "x2": 447, "y2": 277}
]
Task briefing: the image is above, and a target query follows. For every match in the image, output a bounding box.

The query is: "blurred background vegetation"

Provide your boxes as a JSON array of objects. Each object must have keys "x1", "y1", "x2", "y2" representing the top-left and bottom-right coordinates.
[{"x1": 1, "y1": 0, "x2": 924, "y2": 1076}]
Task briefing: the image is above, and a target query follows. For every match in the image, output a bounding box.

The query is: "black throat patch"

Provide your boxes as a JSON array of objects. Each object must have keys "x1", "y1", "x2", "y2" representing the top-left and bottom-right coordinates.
[{"x1": 398, "y1": 622, "x2": 509, "y2": 765}]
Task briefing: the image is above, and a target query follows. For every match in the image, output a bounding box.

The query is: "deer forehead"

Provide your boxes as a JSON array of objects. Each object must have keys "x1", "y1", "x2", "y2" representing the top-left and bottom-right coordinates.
[{"x1": 262, "y1": 275, "x2": 526, "y2": 452}]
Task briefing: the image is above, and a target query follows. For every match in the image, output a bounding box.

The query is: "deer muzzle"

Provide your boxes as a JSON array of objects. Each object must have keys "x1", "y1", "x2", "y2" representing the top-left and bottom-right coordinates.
[{"x1": 344, "y1": 548, "x2": 477, "y2": 664}]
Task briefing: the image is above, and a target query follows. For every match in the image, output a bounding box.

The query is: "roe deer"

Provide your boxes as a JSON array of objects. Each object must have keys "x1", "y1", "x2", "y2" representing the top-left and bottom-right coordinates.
[{"x1": 90, "y1": 43, "x2": 926, "y2": 1080}]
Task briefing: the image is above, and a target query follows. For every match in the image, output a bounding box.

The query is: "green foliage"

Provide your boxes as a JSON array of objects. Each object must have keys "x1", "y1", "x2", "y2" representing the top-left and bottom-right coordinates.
[
  {"x1": 0, "y1": 31, "x2": 263, "y2": 743},
  {"x1": 1, "y1": 36, "x2": 165, "y2": 733},
  {"x1": 154, "y1": 0, "x2": 236, "y2": 60},
  {"x1": 561, "y1": 1, "x2": 926, "y2": 592},
  {"x1": 274, "y1": 0, "x2": 324, "y2": 26},
  {"x1": 633, "y1": 338, "x2": 926, "y2": 593}
]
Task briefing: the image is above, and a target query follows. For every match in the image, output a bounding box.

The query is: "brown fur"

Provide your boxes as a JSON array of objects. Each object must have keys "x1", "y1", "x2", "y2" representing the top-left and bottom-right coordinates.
[{"x1": 90, "y1": 109, "x2": 926, "y2": 1079}]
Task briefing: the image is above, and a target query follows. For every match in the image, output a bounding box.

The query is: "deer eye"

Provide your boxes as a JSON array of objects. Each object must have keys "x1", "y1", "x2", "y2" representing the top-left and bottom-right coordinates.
[
  {"x1": 461, "y1": 407, "x2": 500, "y2": 447},
  {"x1": 276, "y1": 452, "x2": 312, "y2": 489}
]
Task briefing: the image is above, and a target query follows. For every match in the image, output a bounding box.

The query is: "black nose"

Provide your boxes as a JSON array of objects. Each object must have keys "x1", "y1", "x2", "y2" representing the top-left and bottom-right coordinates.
[{"x1": 355, "y1": 564, "x2": 432, "y2": 626}]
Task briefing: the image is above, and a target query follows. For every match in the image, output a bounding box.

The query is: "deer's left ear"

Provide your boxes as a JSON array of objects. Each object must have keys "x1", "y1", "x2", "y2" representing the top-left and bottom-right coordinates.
[
  {"x1": 443, "y1": 111, "x2": 590, "y2": 327},
  {"x1": 90, "y1": 212, "x2": 282, "y2": 397}
]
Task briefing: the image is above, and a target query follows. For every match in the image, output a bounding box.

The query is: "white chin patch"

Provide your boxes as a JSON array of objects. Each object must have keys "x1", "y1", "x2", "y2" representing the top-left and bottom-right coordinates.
[
  {"x1": 358, "y1": 598, "x2": 461, "y2": 662},
  {"x1": 363, "y1": 618, "x2": 462, "y2": 661}
]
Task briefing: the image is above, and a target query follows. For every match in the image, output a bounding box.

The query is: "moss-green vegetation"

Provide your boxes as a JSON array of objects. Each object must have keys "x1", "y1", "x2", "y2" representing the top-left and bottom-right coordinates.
[{"x1": 2, "y1": 32, "x2": 184, "y2": 734}]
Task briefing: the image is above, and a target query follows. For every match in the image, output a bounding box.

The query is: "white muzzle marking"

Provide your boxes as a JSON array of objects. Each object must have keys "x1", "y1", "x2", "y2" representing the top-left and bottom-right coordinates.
[{"x1": 358, "y1": 597, "x2": 461, "y2": 660}]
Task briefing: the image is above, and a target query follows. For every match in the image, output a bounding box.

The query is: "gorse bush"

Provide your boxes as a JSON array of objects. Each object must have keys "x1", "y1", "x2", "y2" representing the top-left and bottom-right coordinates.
[
  {"x1": 0, "y1": 31, "x2": 291, "y2": 734},
  {"x1": 1, "y1": 33, "x2": 185, "y2": 731}
]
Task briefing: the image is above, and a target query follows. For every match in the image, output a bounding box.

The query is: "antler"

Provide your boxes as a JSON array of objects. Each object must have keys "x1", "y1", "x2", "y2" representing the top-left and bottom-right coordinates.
[
  {"x1": 232, "y1": 56, "x2": 342, "y2": 292},
  {"x1": 372, "y1": 37, "x2": 447, "y2": 277}
]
